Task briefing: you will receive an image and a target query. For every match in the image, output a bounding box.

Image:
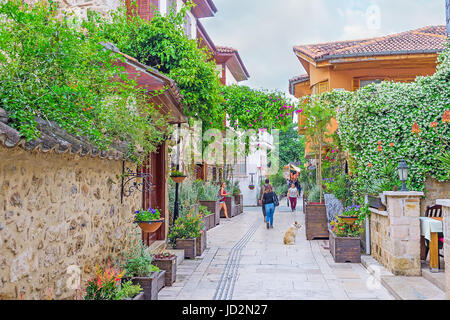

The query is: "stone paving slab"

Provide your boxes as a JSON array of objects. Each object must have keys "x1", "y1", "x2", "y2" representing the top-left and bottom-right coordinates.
[{"x1": 159, "y1": 205, "x2": 394, "y2": 300}]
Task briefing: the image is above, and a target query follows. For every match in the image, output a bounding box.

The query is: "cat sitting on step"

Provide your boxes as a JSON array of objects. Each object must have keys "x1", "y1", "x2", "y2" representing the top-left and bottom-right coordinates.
[{"x1": 283, "y1": 221, "x2": 302, "y2": 245}]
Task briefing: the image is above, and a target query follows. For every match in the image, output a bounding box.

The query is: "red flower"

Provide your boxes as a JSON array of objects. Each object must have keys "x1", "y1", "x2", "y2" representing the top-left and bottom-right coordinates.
[
  {"x1": 430, "y1": 121, "x2": 438, "y2": 128},
  {"x1": 377, "y1": 145, "x2": 382, "y2": 152},
  {"x1": 389, "y1": 143, "x2": 394, "y2": 147},
  {"x1": 368, "y1": 163, "x2": 373, "y2": 168},
  {"x1": 377, "y1": 141, "x2": 382, "y2": 145},
  {"x1": 412, "y1": 123, "x2": 421, "y2": 134},
  {"x1": 443, "y1": 111, "x2": 450, "y2": 123}
]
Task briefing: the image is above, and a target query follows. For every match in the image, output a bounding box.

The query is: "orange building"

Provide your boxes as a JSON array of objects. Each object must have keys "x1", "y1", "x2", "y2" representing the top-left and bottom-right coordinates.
[{"x1": 289, "y1": 26, "x2": 447, "y2": 158}]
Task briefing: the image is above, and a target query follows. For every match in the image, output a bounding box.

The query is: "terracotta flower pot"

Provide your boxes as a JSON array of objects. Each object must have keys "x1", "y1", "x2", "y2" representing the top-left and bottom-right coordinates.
[
  {"x1": 134, "y1": 219, "x2": 164, "y2": 233},
  {"x1": 338, "y1": 216, "x2": 359, "y2": 226},
  {"x1": 171, "y1": 176, "x2": 186, "y2": 183},
  {"x1": 249, "y1": 185, "x2": 255, "y2": 190}
]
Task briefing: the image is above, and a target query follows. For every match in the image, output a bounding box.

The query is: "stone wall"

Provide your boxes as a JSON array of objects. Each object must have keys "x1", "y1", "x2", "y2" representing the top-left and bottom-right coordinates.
[
  {"x1": 0, "y1": 146, "x2": 141, "y2": 299},
  {"x1": 421, "y1": 177, "x2": 450, "y2": 215},
  {"x1": 369, "y1": 192, "x2": 423, "y2": 276}
]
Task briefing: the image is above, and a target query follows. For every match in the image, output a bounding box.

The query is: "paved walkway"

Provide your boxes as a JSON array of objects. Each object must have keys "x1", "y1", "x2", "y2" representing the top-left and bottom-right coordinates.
[{"x1": 159, "y1": 202, "x2": 394, "y2": 300}]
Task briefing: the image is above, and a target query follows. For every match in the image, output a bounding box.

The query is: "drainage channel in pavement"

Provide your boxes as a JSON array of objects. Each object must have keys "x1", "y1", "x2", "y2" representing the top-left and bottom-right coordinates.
[{"x1": 213, "y1": 218, "x2": 261, "y2": 300}]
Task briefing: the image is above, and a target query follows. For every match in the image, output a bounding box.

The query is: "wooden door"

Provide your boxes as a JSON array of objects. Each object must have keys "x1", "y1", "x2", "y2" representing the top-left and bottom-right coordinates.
[{"x1": 141, "y1": 142, "x2": 166, "y2": 246}]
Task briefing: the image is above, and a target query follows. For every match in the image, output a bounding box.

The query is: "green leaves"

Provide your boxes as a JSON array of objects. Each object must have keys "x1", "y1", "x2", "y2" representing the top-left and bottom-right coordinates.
[{"x1": 0, "y1": 0, "x2": 168, "y2": 163}]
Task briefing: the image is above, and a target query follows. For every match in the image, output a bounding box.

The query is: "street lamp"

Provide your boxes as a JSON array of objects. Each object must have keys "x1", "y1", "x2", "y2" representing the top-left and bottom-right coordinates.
[{"x1": 397, "y1": 159, "x2": 409, "y2": 192}]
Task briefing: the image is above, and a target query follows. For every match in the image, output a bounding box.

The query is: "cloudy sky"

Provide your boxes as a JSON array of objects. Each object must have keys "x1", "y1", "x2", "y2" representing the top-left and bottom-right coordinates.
[{"x1": 201, "y1": 0, "x2": 447, "y2": 96}]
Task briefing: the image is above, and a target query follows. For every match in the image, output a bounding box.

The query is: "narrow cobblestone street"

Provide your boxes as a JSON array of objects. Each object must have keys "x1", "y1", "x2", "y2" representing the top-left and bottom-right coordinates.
[{"x1": 159, "y1": 202, "x2": 394, "y2": 300}]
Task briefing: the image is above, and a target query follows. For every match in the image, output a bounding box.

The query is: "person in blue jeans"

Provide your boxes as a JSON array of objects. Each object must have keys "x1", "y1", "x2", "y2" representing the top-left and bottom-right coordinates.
[{"x1": 262, "y1": 185, "x2": 276, "y2": 229}]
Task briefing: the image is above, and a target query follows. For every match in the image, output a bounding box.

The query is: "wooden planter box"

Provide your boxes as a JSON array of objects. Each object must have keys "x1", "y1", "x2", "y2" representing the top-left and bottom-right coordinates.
[
  {"x1": 153, "y1": 256, "x2": 177, "y2": 286},
  {"x1": 128, "y1": 273, "x2": 158, "y2": 300},
  {"x1": 199, "y1": 200, "x2": 220, "y2": 227},
  {"x1": 176, "y1": 238, "x2": 197, "y2": 259},
  {"x1": 368, "y1": 195, "x2": 386, "y2": 211},
  {"x1": 234, "y1": 204, "x2": 241, "y2": 216},
  {"x1": 234, "y1": 194, "x2": 243, "y2": 213},
  {"x1": 329, "y1": 231, "x2": 361, "y2": 263},
  {"x1": 196, "y1": 231, "x2": 207, "y2": 256},
  {"x1": 124, "y1": 291, "x2": 145, "y2": 300},
  {"x1": 305, "y1": 203, "x2": 329, "y2": 240},
  {"x1": 157, "y1": 270, "x2": 166, "y2": 292},
  {"x1": 225, "y1": 197, "x2": 236, "y2": 218},
  {"x1": 202, "y1": 213, "x2": 215, "y2": 230}
]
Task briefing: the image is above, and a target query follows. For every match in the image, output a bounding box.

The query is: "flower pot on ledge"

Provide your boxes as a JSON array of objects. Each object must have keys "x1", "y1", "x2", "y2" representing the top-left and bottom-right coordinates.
[{"x1": 134, "y1": 219, "x2": 164, "y2": 233}]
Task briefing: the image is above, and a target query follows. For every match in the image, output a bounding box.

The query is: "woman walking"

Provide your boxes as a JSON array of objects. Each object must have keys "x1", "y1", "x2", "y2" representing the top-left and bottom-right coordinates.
[
  {"x1": 288, "y1": 183, "x2": 300, "y2": 212},
  {"x1": 262, "y1": 185, "x2": 277, "y2": 229},
  {"x1": 219, "y1": 182, "x2": 230, "y2": 220}
]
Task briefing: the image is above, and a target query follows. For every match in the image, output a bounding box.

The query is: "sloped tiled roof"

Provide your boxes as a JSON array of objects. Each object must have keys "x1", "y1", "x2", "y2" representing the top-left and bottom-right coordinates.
[
  {"x1": 288, "y1": 74, "x2": 310, "y2": 95},
  {"x1": 215, "y1": 46, "x2": 250, "y2": 80},
  {"x1": 294, "y1": 26, "x2": 447, "y2": 62}
]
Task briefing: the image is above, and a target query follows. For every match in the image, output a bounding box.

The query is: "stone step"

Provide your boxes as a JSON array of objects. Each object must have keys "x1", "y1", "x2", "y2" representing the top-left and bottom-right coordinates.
[
  {"x1": 361, "y1": 255, "x2": 446, "y2": 300},
  {"x1": 421, "y1": 266, "x2": 446, "y2": 292}
]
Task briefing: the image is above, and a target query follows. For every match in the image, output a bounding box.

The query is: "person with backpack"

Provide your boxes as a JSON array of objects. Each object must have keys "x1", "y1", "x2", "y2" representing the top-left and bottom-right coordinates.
[
  {"x1": 262, "y1": 184, "x2": 278, "y2": 229},
  {"x1": 259, "y1": 178, "x2": 272, "y2": 222}
]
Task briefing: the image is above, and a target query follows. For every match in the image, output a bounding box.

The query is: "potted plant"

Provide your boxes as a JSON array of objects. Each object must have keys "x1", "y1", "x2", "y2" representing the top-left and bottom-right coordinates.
[
  {"x1": 304, "y1": 185, "x2": 328, "y2": 240},
  {"x1": 122, "y1": 245, "x2": 161, "y2": 300},
  {"x1": 168, "y1": 210, "x2": 205, "y2": 259},
  {"x1": 170, "y1": 169, "x2": 186, "y2": 183},
  {"x1": 134, "y1": 208, "x2": 164, "y2": 233},
  {"x1": 199, "y1": 205, "x2": 215, "y2": 231},
  {"x1": 84, "y1": 263, "x2": 143, "y2": 300},
  {"x1": 198, "y1": 182, "x2": 220, "y2": 227},
  {"x1": 153, "y1": 253, "x2": 177, "y2": 286},
  {"x1": 329, "y1": 204, "x2": 369, "y2": 263},
  {"x1": 120, "y1": 281, "x2": 144, "y2": 300},
  {"x1": 249, "y1": 184, "x2": 255, "y2": 190}
]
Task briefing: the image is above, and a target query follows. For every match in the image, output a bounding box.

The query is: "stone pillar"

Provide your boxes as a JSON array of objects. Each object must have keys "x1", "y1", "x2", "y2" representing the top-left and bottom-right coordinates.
[
  {"x1": 436, "y1": 199, "x2": 450, "y2": 299},
  {"x1": 384, "y1": 191, "x2": 424, "y2": 276}
]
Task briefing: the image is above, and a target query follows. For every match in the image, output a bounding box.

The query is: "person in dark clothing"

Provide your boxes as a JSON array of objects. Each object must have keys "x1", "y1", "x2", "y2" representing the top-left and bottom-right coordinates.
[
  {"x1": 262, "y1": 184, "x2": 276, "y2": 229},
  {"x1": 259, "y1": 178, "x2": 272, "y2": 222}
]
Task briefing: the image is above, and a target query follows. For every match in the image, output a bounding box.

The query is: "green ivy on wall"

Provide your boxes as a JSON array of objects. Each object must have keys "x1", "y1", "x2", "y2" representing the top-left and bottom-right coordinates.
[
  {"x1": 0, "y1": 0, "x2": 168, "y2": 162},
  {"x1": 330, "y1": 46, "x2": 450, "y2": 193}
]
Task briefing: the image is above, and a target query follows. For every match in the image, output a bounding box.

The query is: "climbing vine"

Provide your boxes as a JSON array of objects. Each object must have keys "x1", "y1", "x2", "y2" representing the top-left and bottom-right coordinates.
[
  {"x1": 322, "y1": 46, "x2": 450, "y2": 193},
  {"x1": 86, "y1": 1, "x2": 226, "y2": 130},
  {"x1": 0, "y1": 0, "x2": 168, "y2": 162}
]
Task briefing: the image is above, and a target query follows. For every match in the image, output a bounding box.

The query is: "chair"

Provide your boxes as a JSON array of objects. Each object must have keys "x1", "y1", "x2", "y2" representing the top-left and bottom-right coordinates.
[
  {"x1": 425, "y1": 204, "x2": 443, "y2": 218},
  {"x1": 423, "y1": 204, "x2": 444, "y2": 268}
]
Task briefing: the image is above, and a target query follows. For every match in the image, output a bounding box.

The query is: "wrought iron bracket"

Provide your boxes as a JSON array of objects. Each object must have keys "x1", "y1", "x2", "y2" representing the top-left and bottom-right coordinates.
[{"x1": 120, "y1": 161, "x2": 153, "y2": 203}]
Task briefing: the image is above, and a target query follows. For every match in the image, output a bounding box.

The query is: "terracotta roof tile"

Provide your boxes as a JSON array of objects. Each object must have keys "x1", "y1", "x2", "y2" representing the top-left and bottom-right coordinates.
[
  {"x1": 288, "y1": 74, "x2": 310, "y2": 95},
  {"x1": 294, "y1": 25, "x2": 447, "y2": 62}
]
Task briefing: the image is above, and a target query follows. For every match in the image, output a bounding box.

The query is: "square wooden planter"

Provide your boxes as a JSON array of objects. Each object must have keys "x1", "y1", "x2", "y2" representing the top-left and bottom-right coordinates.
[
  {"x1": 176, "y1": 238, "x2": 197, "y2": 259},
  {"x1": 202, "y1": 213, "x2": 215, "y2": 230},
  {"x1": 196, "y1": 231, "x2": 207, "y2": 256},
  {"x1": 157, "y1": 270, "x2": 166, "y2": 292},
  {"x1": 129, "y1": 273, "x2": 158, "y2": 300},
  {"x1": 153, "y1": 256, "x2": 177, "y2": 286},
  {"x1": 225, "y1": 197, "x2": 236, "y2": 218},
  {"x1": 305, "y1": 203, "x2": 329, "y2": 240},
  {"x1": 329, "y1": 231, "x2": 361, "y2": 263},
  {"x1": 234, "y1": 194, "x2": 243, "y2": 213},
  {"x1": 199, "y1": 200, "x2": 220, "y2": 227}
]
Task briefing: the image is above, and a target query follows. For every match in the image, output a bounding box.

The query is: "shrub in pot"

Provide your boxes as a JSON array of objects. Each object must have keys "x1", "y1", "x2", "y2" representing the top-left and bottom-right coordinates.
[
  {"x1": 198, "y1": 182, "x2": 220, "y2": 226},
  {"x1": 305, "y1": 185, "x2": 328, "y2": 240},
  {"x1": 329, "y1": 204, "x2": 369, "y2": 263},
  {"x1": 121, "y1": 231, "x2": 161, "y2": 300},
  {"x1": 84, "y1": 263, "x2": 143, "y2": 300},
  {"x1": 168, "y1": 209, "x2": 205, "y2": 259},
  {"x1": 170, "y1": 169, "x2": 186, "y2": 183}
]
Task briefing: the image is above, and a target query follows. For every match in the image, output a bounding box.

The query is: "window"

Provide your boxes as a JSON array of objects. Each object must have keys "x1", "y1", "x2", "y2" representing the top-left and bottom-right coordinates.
[
  {"x1": 360, "y1": 79, "x2": 381, "y2": 88},
  {"x1": 233, "y1": 159, "x2": 247, "y2": 176},
  {"x1": 312, "y1": 81, "x2": 329, "y2": 95}
]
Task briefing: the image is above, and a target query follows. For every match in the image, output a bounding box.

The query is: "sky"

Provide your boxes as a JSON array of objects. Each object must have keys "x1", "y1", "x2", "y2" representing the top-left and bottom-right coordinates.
[{"x1": 201, "y1": 0, "x2": 447, "y2": 97}]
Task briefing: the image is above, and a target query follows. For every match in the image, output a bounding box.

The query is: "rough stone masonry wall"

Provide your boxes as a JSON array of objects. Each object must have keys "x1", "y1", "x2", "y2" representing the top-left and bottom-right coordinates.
[
  {"x1": 370, "y1": 193, "x2": 422, "y2": 276},
  {"x1": 421, "y1": 177, "x2": 450, "y2": 215},
  {"x1": 0, "y1": 146, "x2": 140, "y2": 299},
  {"x1": 24, "y1": 0, "x2": 122, "y2": 19},
  {"x1": 370, "y1": 212, "x2": 393, "y2": 271}
]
